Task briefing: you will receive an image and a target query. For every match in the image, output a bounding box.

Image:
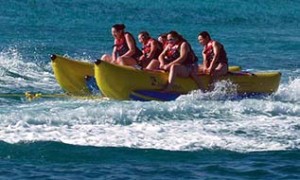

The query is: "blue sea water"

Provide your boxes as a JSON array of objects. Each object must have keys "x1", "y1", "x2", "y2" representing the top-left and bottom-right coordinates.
[{"x1": 0, "y1": 0, "x2": 300, "y2": 179}]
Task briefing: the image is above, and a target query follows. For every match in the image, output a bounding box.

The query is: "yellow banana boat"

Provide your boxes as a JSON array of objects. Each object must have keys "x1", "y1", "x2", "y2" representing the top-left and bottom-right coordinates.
[
  {"x1": 50, "y1": 54, "x2": 240, "y2": 97},
  {"x1": 51, "y1": 54, "x2": 94, "y2": 95},
  {"x1": 94, "y1": 60, "x2": 281, "y2": 100}
]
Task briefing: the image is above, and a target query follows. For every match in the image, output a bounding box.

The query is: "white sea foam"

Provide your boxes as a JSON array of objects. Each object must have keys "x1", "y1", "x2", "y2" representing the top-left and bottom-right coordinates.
[
  {"x1": 0, "y1": 48, "x2": 59, "y2": 93},
  {"x1": 275, "y1": 77, "x2": 300, "y2": 103},
  {"x1": 0, "y1": 93, "x2": 299, "y2": 152}
]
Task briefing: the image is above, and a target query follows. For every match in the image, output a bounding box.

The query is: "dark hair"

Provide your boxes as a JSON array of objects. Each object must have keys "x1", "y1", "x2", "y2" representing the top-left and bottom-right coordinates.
[
  {"x1": 158, "y1": 33, "x2": 168, "y2": 39},
  {"x1": 198, "y1": 31, "x2": 211, "y2": 40},
  {"x1": 139, "y1": 31, "x2": 150, "y2": 39},
  {"x1": 112, "y1": 24, "x2": 126, "y2": 31},
  {"x1": 168, "y1": 31, "x2": 184, "y2": 41}
]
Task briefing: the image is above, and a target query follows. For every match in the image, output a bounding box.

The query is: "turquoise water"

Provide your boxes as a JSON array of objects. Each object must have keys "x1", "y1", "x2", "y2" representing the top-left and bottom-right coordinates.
[{"x1": 1, "y1": 0, "x2": 300, "y2": 179}]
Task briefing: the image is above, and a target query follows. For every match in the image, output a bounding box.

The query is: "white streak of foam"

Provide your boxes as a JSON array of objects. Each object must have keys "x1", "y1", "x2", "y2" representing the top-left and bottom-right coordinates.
[
  {"x1": 0, "y1": 48, "x2": 60, "y2": 92},
  {"x1": 0, "y1": 114, "x2": 299, "y2": 152},
  {"x1": 0, "y1": 82, "x2": 299, "y2": 152}
]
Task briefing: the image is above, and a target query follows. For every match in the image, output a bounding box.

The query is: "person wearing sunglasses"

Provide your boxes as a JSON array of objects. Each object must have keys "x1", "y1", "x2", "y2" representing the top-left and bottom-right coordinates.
[
  {"x1": 101, "y1": 24, "x2": 142, "y2": 66},
  {"x1": 137, "y1": 31, "x2": 163, "y2": 68},
  {"x1": 146, "y1": 31, "x2": 203, "y2": 91}
]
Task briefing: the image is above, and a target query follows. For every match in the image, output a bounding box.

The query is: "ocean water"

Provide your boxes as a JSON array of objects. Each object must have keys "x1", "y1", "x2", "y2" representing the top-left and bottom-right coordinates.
[{"x1": 1, "y1": 0, "x2": 300, "y2": 179}]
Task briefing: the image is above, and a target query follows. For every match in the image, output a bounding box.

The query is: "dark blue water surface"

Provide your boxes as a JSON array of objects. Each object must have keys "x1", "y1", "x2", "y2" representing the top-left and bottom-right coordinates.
[{"x1": 0, "y1": 141, "x2": 299, "y2": 179}]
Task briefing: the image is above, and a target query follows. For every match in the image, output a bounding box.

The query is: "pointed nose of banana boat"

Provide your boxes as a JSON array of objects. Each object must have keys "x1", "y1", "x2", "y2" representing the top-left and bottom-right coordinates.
[
  {"x1": 50, "y1": 54, "x2": 57, "y2": 62},
  {"x1": 95, "y1": 59, "x2": 102, "y2": 65},
  {"x1": 84, "y1": 75, "x2": 91, "y2": 80}
]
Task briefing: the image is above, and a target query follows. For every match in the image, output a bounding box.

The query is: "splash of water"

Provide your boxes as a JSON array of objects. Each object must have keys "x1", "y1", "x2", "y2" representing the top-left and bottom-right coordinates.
[
  {"x1": 274, "y1": 77, "x2": 300, "y2": 103},
  {"x1": 0, "y1": 48, "x2": 59, "y2": 93}
]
